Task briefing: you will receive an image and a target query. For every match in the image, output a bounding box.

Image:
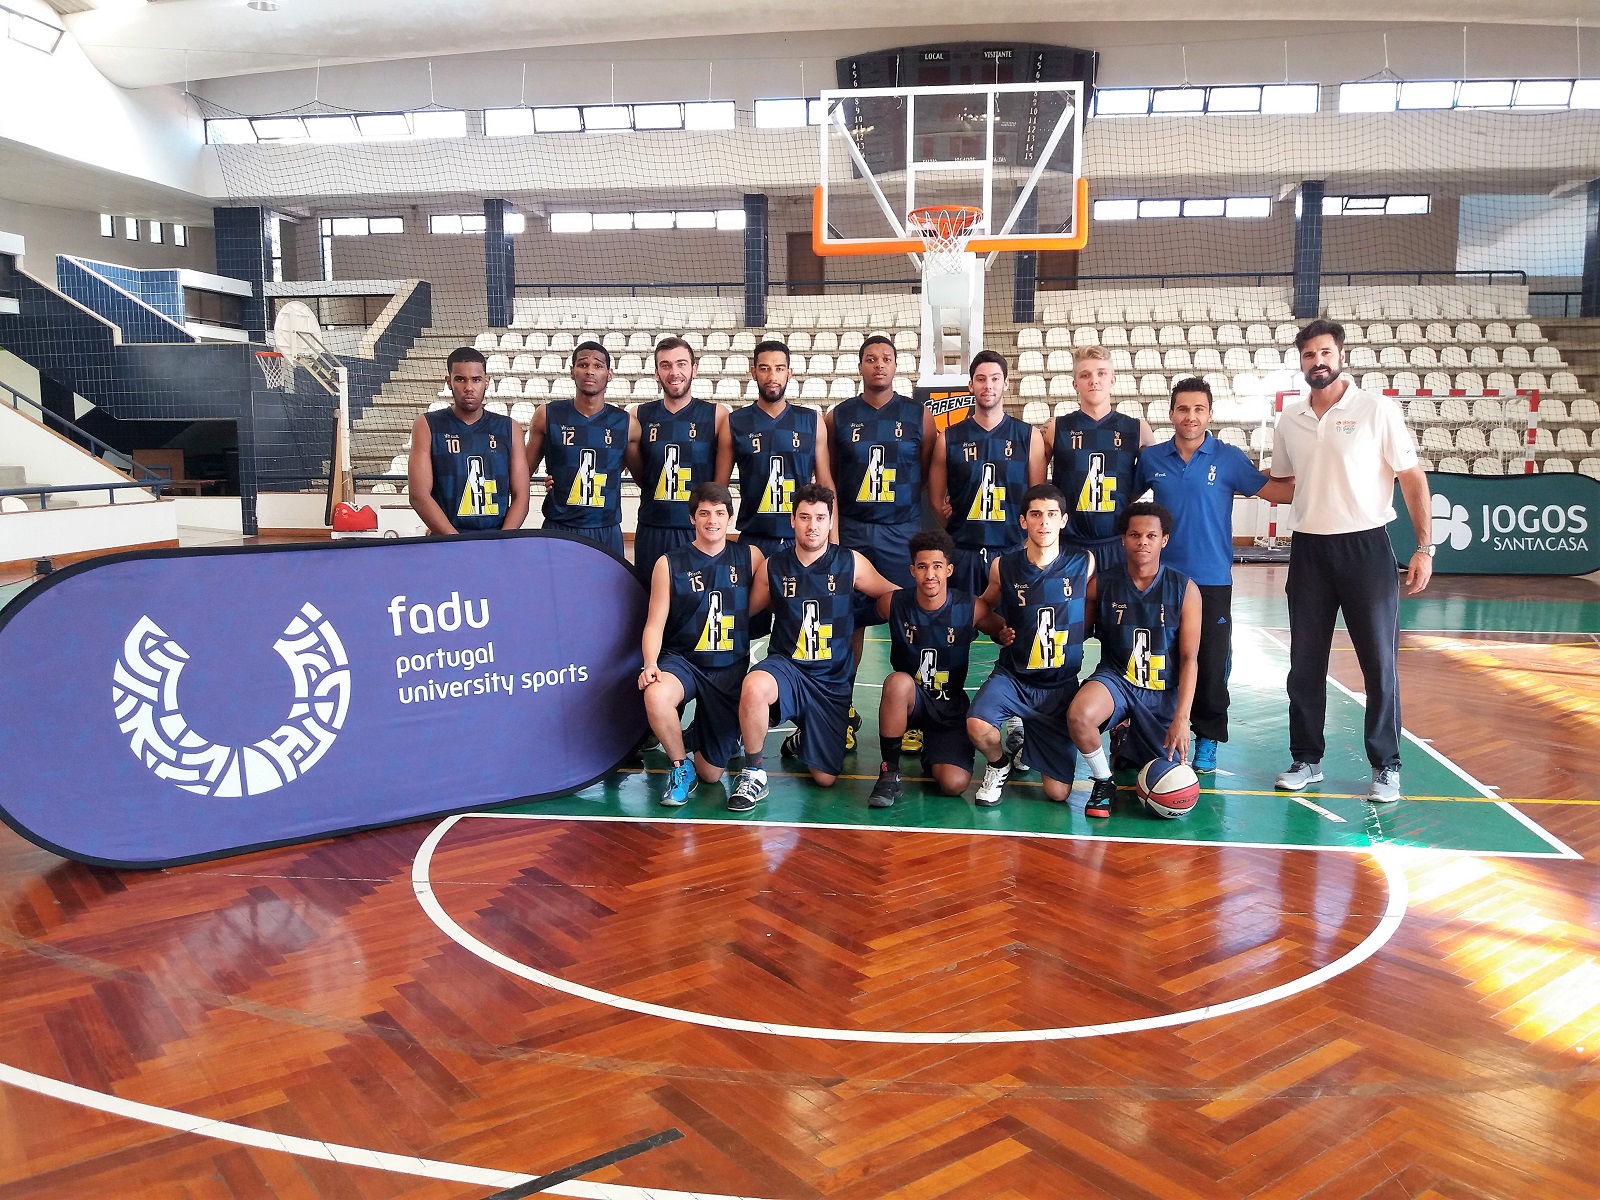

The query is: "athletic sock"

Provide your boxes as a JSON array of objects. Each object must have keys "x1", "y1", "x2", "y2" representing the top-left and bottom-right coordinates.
[
  {"x1": 1084, "y1": 747, "x2": 1111, "y2": 780},
  {"x1": 879, "y1": 735, "x2": 902, "y2": 763},
  {"x1": 744, "y1": 752, "x2": 764, "y2": 772},
  {"x1": 987, "y1": 754, "x2": 1009, "y2": 769}
]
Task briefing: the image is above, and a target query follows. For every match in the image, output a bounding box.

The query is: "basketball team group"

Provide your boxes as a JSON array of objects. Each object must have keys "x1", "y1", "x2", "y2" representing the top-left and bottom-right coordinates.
[{"x1": 408, "y1": 320, "x2": 1437, "y2": 817}]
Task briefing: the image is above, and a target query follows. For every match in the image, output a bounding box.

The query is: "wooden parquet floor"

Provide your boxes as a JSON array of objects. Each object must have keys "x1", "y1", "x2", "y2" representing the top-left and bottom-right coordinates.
[{"x1": 3, "y1": 568, "x2": 1600, "y2": 1198}]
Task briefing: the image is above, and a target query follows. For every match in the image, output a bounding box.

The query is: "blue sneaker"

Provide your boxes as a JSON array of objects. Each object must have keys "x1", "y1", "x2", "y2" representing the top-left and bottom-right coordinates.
[
  {"x1": 1192, "y1": 737, "x2": 1218, "y2": 773},
  {"x1": 659, "y1": 760, "x2": 697, "y2": 807}
]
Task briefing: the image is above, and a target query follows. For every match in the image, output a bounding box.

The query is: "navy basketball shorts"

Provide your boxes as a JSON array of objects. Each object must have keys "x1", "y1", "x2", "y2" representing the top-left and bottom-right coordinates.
[
  {"x1": 968, "y1": 668, "x2": 1081, "y2": 785},
  {"x1": 1085, "y1": 667, "x2": 1179, "y2": 766},
  {"x1": 659, "y1": 654, "x2": 748, "y2": 770},
  {"x1": 840, "y1": 517, "x2": 918, "y2": 628},
  {"x1": 752, "y1": 655, "x2": 851, "y2": 777}
]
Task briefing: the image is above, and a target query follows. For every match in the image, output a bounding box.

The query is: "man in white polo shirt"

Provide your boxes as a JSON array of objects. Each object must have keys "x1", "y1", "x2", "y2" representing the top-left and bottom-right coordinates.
[{"x1": 1268, "y1": 319, "x2": 1433, "y2": 803}]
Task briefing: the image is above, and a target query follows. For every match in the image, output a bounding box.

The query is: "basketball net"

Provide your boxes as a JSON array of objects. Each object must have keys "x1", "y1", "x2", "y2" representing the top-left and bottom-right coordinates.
[
  {"x1": 907, "y1": 205, "x2": 983, "y2": 276},
  {"x1": 255, "y1": 350, "x2": 293, "y2": 392}
]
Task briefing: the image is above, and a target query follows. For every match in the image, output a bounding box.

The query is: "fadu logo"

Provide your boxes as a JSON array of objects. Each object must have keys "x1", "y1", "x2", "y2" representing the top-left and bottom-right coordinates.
[
  {"x1": 1430, "y1": 494, "x2": 1472, "y2": 551},
  {"x1": 112, "y1": 603, "x2": 351, "y2": 797}
]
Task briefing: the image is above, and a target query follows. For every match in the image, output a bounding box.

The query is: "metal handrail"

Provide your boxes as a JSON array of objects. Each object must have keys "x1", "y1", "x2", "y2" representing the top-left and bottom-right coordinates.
[
  {"x1": 0, "y1": 480, "x2": 167, "y2": 510},
  {"x1": 1, "y1": 381, "x2": 166, "y2": 486}
]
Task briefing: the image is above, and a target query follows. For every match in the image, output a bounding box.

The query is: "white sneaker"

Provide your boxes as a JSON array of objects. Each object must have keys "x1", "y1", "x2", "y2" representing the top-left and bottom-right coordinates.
[
  {"x1": 1275, "y1": 760, "x2": 1324, "y2": 790},
  {"x1": 975, "y1": 760, "x2": 1011, "y2": 807},
  {"x1": 1367, "y1": 768, "x2": 1401, "y2": 804}
]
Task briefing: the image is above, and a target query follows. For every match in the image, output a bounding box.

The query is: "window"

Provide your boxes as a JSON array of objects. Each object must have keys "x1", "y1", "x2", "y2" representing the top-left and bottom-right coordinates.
[
  {"x1": 369, "y1": 216, "x2": 405, "y2": 234},
  {"x1": 268, "y1": 215, "x2": 281, "y2": 282},
  {"x1": 582, "y1": 105, "x2": 631, "y2": 131},
  {"x1": 1093, "y1": 89, "x2": 1151, "y2": 117},
  {"x1": 124, "y1": 217, "x2": 139, "y2": 240},
  {"x1": 633, "y1": 103, "x2": 683, "y2": 131},
  {"x1": 685, "y1": 100, "x2": 736, "y2": 130},
  {"x1": 1338, "y1": 81, "x2": 1398, "y2": 113},
  {"x1": 429, "y1": 213, "x2": 516, "y2": 235},
  {"x1": 485, "y1": 107, "x2": 535, "y2": 136},
  {"x1": 1322, "y1": 194, "x2": 1430, "y2": 216},
  {"x1": 1261, "y1": 84, "x2": 1320, "y2": 114},
  {"x1": 1397, "y1": 80, "x2": 1457, "y2": 110},
  {"x1": 184, "y1": 288, "x2": 245, "y2": 330},
  {"x1": 1094, "y1": 196, "x2": 1271, "y2": 221},
  {"x1": 754, "y1": 98, "x2": 823, "y2": 128},
  {"x1": 5, "y1": 7, "x2": 64, "y2": 53},
  {"x1": 100, "y1": 213, "x2": 115, "y2": 238},
  {"x1": 1225, "y1": 196, "x2": 1272, "y2": 218},
  {"x1": 1092, "y1": 199, "x2": 1138, "y2": 221},
  {"x1": 547, "y1": 209, "x2": 749, "y2": 234},
  {"x1": 1094, "y1": 83, "x2": 1319, "y2": 116},
  {"x1": 549, "y1": 212, "x2": 593, "y2": 234},
  {"x1": 325, "y1": 216, "x2": 405, "y2": 237},
  {"x1": 150, "y1": 221, "x2": 164, "y2": 245},
  {"x1": 1339, "y1": 76, "x2": 1599, "y2": 112},
  {"x1": 1150, "y1": 88, "x2": 1205, "y2": 115},
  {"x1": 0, "y1": 253, "x2": 17, "y2": 300},
  {"x1": 532, "y1": 107, "x2": 582, "y2": 132},
  {"x1": 173, "y1": 224, "x2": 188, "y2": 248},
  {"x1": 593, "y1": 213, "x2": 633, "y2": 231},
  {"x1": 207, "y1": 110, "x2": 468, "y2": 144}
]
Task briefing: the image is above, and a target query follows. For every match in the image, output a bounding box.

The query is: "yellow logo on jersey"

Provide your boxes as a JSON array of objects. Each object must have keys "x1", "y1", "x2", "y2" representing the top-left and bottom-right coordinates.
[
  {"x1": 916, "y1": 648, "x2": 950, "y2": 699},
  {"x1": 967, "y1": 462, "x2": 1006, "y2": 522},
  {"x1": 794, "y1": 598, "x2": 833, "y2": 661},
  {"x1": 1077, "y1": 451, "x2": 1117, "y2": 513},
  {"x1": 1125, "y1": 627, "x2": 1166, "y2": 691},
  {"x1": 654, "y1": 443, "x2": 692, "y2": 502},
  {"x1": 696, "y1": 591, "x2": 735, "y2": 653},
  {"x1": 758, "y1": 455, "x2": 795, "y2": 514},
  {"x1": 857, "y1": 445, "x2": 896, "y2": 504},
  {"x1": 457, "y1": 455, "x2": 500, "y2": 518},
  {"x1": 568, "y1": 448, "x2": 607, "y2": 507},
  {"x1": 1026, "y1": 608, "x2": 1070, "y2": 670}
]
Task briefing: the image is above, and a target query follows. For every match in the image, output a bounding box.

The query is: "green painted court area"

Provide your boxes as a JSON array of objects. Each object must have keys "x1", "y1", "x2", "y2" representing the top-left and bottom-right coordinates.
[{"x1": 516, "y1": 624, "x2": 1576, "y2": 860}]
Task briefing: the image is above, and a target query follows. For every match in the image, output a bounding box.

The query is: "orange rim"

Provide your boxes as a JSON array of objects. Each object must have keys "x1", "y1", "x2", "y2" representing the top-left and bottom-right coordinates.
[{"x1": 813, "y1": 178, "x2": 1090, "y2": 257}]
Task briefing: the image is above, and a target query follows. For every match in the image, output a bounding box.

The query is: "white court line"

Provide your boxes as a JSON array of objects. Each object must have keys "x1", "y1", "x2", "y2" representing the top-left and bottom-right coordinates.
[
  {"x1": 0, "y1": 1063, "x2": 766, "y2": 1199},
  {"x1": 1293, "y1": 797, "x2": 1347, "y2": 823},
  {"x1": 1256, "y1": 628, "x2": 1581, "y2": 861},
  {"x1": 414, "y1": 813, "x2": 1411, "y2": 1045}
]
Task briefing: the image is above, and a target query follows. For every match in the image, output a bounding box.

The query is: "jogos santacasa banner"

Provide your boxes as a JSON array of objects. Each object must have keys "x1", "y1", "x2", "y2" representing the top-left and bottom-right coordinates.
[
  {"x1": 1388, "y1": 471, "x2": 1600, "y2": 575},
  {"x1": 0, "y1": 532, "x2": 646, "y2": 868}
]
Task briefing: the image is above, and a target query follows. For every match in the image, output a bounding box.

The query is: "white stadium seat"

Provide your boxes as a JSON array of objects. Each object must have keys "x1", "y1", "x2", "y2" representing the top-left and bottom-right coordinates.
[
  {"x1": 1473, "y1": 456, "x2": 1504, "y2": 475},
  {"x1": 1485, "y1": 371, "x2": 1515, "y2": 394},
  {"x1": 500, "y1": 332, "x2": 524, "y2": 351},
  {"x1": 1046, "y1": 350, "x2": 1073, "y2": 373},
  {"x1": 1532, "y1": 345, "x2": 1564, "y2": 368},
  {"x1": 1551, "y1": 372, "x2": 1582, "y2": 395},
  {"x1": 1158, "y1": 325, "x2": 1185, "y2": 346},
  {"x1": 1101, "y1": 326, "x2": 1129, "y2": 347},
  {"x1": 828, "y1": 378, "x2": 855, "y2": 399},
  {"x1": 1017, "y1": 327, "x2": 1044, "y2": 348},
  {"x1": 510, "y1": 401, "x2": 535, "y2": 426},
  {"x1": 1133, "y1": 348, "x2": 1162, "y2": 371},
  {"x1": 486, "y1": 354, "x2": 510, "y2": 374},
  {"x1": 1516, "y1": 372, "x2": 1547, "y2": 393},
  {"x1": 1021, "y1": 400, "x2": 1051, "y2": 426},
  {"x1": 1515, "y1": 322, "x2": 1543, "y2": 343},
  {"x1": 473, "y1": 333, "x2": 498, "y2": 352},
  {"x1": 1543, "y1": 458, "x2": 1574, "y2": 472},
  {"x1": 1049, "y1": 375, "x2": 1076, "y2": 397},
  {"x1": 1163, "y1": 348, "x2": 1192, "y2": 371},
  {"x1": 1422, "y1": 371, "x2": 1451, "y2": 393},
  {"x1": 1187, "y1": 324, "x2": 1215, "y2": 345},
  {"x1": 1438, "y1": 456, "x2": 1470, "y2": 474},
  {"x1": 1378, "y1": 346, "x2": 1407, "y2": 368},
  {"x1": 1017, "y1": 350, "x2": 1046, "y2": 374},
  {"x1": 1019, "y1": 376, "x2": 1047, "y2": 398}
]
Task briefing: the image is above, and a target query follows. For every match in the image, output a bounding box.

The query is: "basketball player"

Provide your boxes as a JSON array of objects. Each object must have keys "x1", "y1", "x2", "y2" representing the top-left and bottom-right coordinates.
[
  {"x1": 630, "y1": 337, "x2": 733, "y2": 581},
  {"x1": 1067, "y1": 501, "x2": 1201, "y2": 819},
  {"x1": 1132, "y1": 377, "x2": 1294, "y2": 772},
  {"x1": 523, "y1": 342, "x2": 639, "y2": 555},
  {"x1": 868, "y1": 529, "x2": 998, "y2": 807},
  {"x1": 826, "y1": 335, "x2": 934, "y2": 749},
  {"x1": 638, "y1": 483, "x2": 767, "y2": 807},
  {"x1": 967, "y1": 483, "x2": 1094, "y2": 806},
  {"x1": 729, "y1": 340, "x2": 834, "y2": 563},
  {"x1": 728, "y1": 484, "x2": 898, "y2": 810},
  {"x1": 408, "y1": 347, "x2": 529, "y2": 534},
  {"x1": 1045, "y1": 345, "x2": 1156, "y2": 574}
]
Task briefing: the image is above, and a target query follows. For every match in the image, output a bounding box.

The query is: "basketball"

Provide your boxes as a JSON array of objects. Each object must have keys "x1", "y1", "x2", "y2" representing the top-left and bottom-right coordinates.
[{"x1": 1137, "y1": 757, "x2": 1201, "y2": 819}]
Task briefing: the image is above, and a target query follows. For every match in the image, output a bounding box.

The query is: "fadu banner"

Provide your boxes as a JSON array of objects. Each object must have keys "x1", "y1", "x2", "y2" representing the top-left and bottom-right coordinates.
[
  {"x1": 1388, "y1": 471, "x2": 1600, "y2": 575},
  {"x1": 0, "y1": 532, "x2": 647, "y2": 867}
]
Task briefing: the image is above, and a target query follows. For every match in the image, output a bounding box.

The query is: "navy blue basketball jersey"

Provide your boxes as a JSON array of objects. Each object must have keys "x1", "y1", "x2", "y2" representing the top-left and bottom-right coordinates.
[
  {"x1": 766, "y1": 543, "x2": 857, "y2": 688},
  {"x1": 636, "y1": 397, "x2": 718, "y2": 529},
  {"x1": 1095, "y1": 565, "x2": 1189, "y2": 693},
  {"x1": 994, "y1": 544, "x2": 1092, "y2": 689},
  {"x1": 426, "y1": 407, "x2": 516, "y2": 532},
  {"x1": 1051, "y1": 410, "x2": 1142, "y2": 543},
  {"x1": 662, "y1": 539, "x2": 754, "y2": 669},
  {"x1": 541, "y1": 400, "x2": 630, "y2": 528},
  {"x1": 888, "y1": 588, "x2": 978, "y2": 704},
  {"x1": 729, "y1": 401, "x2": 817, "y2": 539},
  {"x1": 831, "y1": 394, "x2": 924, "y2": 525},
  {"x1": 944, "y1": 413, "x2": 1034, "y2": 551}
]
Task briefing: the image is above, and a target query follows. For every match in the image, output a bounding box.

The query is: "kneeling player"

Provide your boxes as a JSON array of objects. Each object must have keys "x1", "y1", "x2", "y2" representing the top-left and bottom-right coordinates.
[
  {"x1": 869, "y1": 530, "x2": 994, "y2": 807},
  {"x1": 729, "y1": 484, "x2": 897, "y2": 809},
  {"x1": 967, "y1": 484, "x2": 1094, "y2": 806},
  {"x1": 638, "y1": 483, "x2": 768, "y2": 806},
  {"x1": 1067, "y1": 501, "x2": 1200, "y2": 819}
]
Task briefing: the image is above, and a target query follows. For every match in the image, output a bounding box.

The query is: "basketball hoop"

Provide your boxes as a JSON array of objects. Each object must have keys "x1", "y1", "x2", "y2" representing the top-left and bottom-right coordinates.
[
  {"x1": 907, "y1": 205, "x2": 984, "y2": 274},
  {"x1": 255, "y1": 350, "x2": 293, "y2": 392}
]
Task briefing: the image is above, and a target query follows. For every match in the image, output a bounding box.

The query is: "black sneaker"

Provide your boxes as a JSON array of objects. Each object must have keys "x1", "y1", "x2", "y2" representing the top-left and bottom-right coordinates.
[
  {"x1": 845, "y1": 705, "x2": 862, "y2": 752},
  {"x1": 1085, "y1": 777, "x2": 1116, "y2": 819},
  {"x1": 781, "y1": 728, "x2": 802, "y2": 757},
  {"x1": 868, "y1": 766, "x2": 902, "y2": 809}
]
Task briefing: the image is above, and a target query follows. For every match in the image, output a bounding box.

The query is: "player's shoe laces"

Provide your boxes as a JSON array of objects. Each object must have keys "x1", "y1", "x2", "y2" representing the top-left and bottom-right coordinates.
[
  {"x1": 1004, "y1": 721, "x2": 1028, "y2": 773},
  {"x1": 727, "y1": 769, "x2": 768, "y2": 812},
  {"x1": 1275, "y1": 760, "x2": 1324, "y2": 790},
  {"x1": 1085, "y1": 777, "x2": 1117, "y2": 819},
  {"x1": 974, "y1": 760, "x2": 1010, "y2": 807},
  {"x1": 1366, "y1": 767, "x2": 1401, "y2": 804},
  {"x1": 1192, "y1": 737, "x2": 1218, "y2": 773},
  {"x1": 901, "y1": 728, "x2": 923, "y2": 754},
  {"x1": 659, "y1": 760, "x2": 697, "y2": 807},
  {"x1": 780, "y1": 728, "x2": 802, "y2": 758},
  {"x1": 845, "y1": 706, "x2": 862, "y2": 752},
  {"x1": 869, "y1": 766, "x2": 902, "y2": 809}
]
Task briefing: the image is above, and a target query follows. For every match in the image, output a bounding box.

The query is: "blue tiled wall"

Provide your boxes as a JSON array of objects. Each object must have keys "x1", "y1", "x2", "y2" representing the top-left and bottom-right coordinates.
[
  {"x1": 57, "y1": 258, "x2": 193, "y2": 344},
  {"x1": 213, "y1": 208, "x2": 270, "y2": 339}
]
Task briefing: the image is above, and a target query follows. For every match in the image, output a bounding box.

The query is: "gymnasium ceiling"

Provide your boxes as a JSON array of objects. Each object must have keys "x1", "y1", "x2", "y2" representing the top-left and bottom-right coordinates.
[{"x1": 53, "y1": 0, "x2": 1599, "y2": 90}]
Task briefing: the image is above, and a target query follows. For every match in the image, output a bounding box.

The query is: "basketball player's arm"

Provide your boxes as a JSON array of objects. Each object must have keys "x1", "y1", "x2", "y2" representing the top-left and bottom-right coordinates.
[
  {"x1": 974, "y1": 556, "x2": 1014, "y2": 645},
  {"x1": 407, "y1": 414, "x2": 458, "y2": 537},
  {"x1": 637, "y1": 556, "x2": 673, "y2": 689},
  {"x1": 850, "y1": 552, "x2": 899, "y2": 603},
  {"x1": 623, "y1": 405, "x2": 644, "y2": 484},
  {"x1": 502, "y1": 424, "x2": 531, "y2": 529},
  {"x1": 713, "y1": 404, "x2": 734, "y2": 483},
  {"x1": 1396, "y1": 464, "x2": 1434, "y2": 595},
  {"x1": 523, "y1": 404, "x2": 547, "y2": 474},
  {"x1": 919, "y1": 407, "x2": 938, "y2": 484},
  {"x1": 1165, "y1": 580, "x2": 1203, "y2": 761},
  {"x1": 820, "y1": 407, "x2": 841, "y2": 544},
  {"x1": 748, "y1": 548, "x2": 770, "y2": 615},
  {"x1": 1138, "y1": 418, "x2": 1158, "y2": 449},
  {"x1": 1255, "y1": 477, "x2": 1294, "y2": 505},
  {"x1": 811, "y1": 409, "x2": 835, "y2": 495},
  {"x1": 1028, "y1": 427, "x2": 1047, "y2": 486},
  {"x1": 926, "y1": 430, "x2": 953, "y2": 522}
]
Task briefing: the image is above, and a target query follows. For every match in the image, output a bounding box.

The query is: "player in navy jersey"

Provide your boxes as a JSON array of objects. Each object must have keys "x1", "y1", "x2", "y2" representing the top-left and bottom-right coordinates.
[
  {"x1": 1068, "y1": 501, "x2": 1201, "y2": 818},
  {"x1": 928, "y1": 350, "x2": 1046, "y2": 595},
  {"x1": 967, "y1": 483, "x2": 1094, "y2": 807},
  {"x1": 1133, "y1": 377, "x2": 1293, "y2": 772},
  {"x1": 638, "y1": 482, "x2": 768, "y2": 807},
  {"x1": 1045, "y1": 345, "x2": 1157, "y2": 575},
  {"x1": 729, "y1": 340, "x2": 834, "y2": 561},
  {"x1": 408, "y1": 347, "x2": 529, "y2": 534},
  {"x1": 825, "y1": 335, "x2": 935, "y2": 749},
  {"x1": 629, "y1": 337, "x2": 733, "y2": 582},
  {"x1": 867, "y1": 529, "x2": 998, "y2": 807},
  {"x1": 727, "y1": 484, "x2": 898, "y2": 810},
  {"x1": 524, "y1": 341, "x2": 639, "y2": 556}
]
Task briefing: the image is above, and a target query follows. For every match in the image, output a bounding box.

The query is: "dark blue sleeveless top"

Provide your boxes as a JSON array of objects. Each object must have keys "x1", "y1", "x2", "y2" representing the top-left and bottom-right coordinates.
[
  {"x1": 888, "y1": 588, "x2": 977, "y2": 704},
  {"x1": 541, "y1": 400, "x2": 630, "y2": 528},
  {"x1": 1050, "y1": 409, "x2": 1142, "y2": 543},
  {"x1": 425, "y1": 407, "x2": 516, "y2": 532},
  {"x1": 765, "y1": 543, "x2": 857, "y2": 687},
  {"x1": 1094, "y1": 564, "x2": 1189, "y2": 693},
  {"x1": 636, "y1": 397, "x2": 718, "y2": 529},
  {"x1": 944, "y1": 413, "x2": 1034, "y2": 551},
  {"x1": 831, "y1": 394, "x2": 924, "y2": 525},
  {"x1": 994, "y1": 544, "x2": 1091, "y2": 688},
  {"x1": 729, "y1": 401, "x2": 817, "y2": 539},
  {"x1": 663, "y1": 540, "x2": 754, "y2": 669}
]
